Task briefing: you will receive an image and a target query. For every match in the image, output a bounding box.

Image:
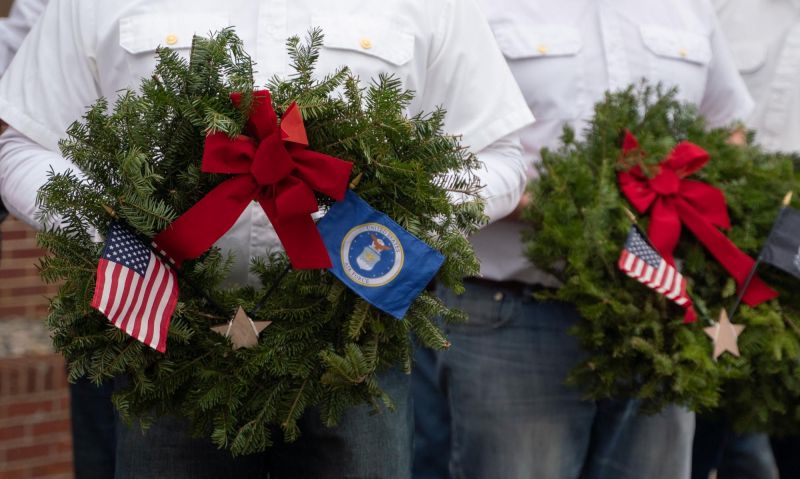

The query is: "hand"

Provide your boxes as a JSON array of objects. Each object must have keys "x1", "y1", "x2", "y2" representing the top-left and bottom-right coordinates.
[
  {"x1": 727, "y1": 125, "x2": 747, "y2": 147},
  {"x1": 507, "y1": 192, "x2": 531, "y2": 221}
]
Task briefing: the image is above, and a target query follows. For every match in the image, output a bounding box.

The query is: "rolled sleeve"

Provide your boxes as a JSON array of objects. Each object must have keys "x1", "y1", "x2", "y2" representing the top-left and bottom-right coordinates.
[
  {"x1": 0, "y1": 0, "x2": 49, "y2": 73},
  {"x1": 0, "y1": 0, "x2": 97, "y2": 152},
  {"x1": 421, "y1": 0, "x2": 534, "y2": 152},
  {"x1": 421, "y1": 0, "x2": 533, "y2": 221}
]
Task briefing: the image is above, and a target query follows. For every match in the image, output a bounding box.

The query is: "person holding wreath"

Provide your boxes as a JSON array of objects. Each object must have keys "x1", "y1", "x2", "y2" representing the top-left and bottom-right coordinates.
[
  {"x1": 0, "y1": 0, "x2": 533, "y2": 477},
  {"x1": 413, "y1": 1, "x2": 754, "y2": 478}
]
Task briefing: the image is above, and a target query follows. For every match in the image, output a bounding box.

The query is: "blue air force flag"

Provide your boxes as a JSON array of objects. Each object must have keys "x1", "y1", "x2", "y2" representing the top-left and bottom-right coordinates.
[{"x1": 317, "y1": 191, "x2": 445, "y2": 319}]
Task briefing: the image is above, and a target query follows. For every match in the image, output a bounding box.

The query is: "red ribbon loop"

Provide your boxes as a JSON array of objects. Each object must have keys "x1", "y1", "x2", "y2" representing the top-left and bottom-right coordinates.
[
  {"x1": 618, "y1": 130, "x2": 777, "y2": 315},
  {"x1": 155, "y1": 90, "x2": 353, "y2": 270}
]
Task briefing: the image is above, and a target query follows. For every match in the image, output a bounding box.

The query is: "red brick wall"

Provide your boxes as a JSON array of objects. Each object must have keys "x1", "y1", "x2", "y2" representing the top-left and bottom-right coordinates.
[
  {"x1": 0, "y1": 2, "x2": 74, "y2": 476},
  {"x1": 1, "y1": 216, "x2": 71, "y2": 478},
  {"x1": 0, "y1": 217, "x2": 59, "y2": 320},
  {"x1": 0, "y1": 354, "x2": 72, "y2": 479}
]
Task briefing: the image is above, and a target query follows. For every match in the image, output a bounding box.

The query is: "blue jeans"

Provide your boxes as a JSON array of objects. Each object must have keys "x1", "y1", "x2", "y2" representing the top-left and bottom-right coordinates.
[
  {"x1": 692, "y1": 416, "x2": 777, "y2": 479},
  {"x1": 70, "y1": 378, "x2": 117, "y2": 479},
  {"x1": 114, "y1": 367, "x2": 411, "y2": 479},
  {"x1": 771, "y1": 435, "x2": 800, "y2": 478},
  {"x1": 413, "y1": 281, "x2": 694, "y2": 479}
]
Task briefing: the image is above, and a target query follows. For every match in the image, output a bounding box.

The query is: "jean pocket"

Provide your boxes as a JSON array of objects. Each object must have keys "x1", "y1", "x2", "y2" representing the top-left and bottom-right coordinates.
[{"x1": 440, "y1": 288, "x2": 516, "y2": 333}]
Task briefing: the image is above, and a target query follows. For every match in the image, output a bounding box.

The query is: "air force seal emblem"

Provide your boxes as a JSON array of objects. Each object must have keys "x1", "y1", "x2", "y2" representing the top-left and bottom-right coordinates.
[{"x1": 342, "y1": 223, "x2": 405, "y2": 287}]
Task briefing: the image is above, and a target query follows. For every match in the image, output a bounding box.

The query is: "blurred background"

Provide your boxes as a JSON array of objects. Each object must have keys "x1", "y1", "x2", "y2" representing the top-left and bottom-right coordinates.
[{"x1": 0, "y1": 2, "x2": 74, "y2": 477}]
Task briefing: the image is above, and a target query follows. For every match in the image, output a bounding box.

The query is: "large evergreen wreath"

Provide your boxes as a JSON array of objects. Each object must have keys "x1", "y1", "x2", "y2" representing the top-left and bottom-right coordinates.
[
  {"x1": 36, "y1": 30, "x2": 484, "y2": 454},
  {"x1": 524, "y1": 84, "x2": 800, "y2": 433}
]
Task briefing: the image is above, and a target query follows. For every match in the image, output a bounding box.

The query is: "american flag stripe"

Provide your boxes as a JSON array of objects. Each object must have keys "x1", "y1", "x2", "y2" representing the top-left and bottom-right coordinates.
[
  {"x1": 656, "y1": 267, "x2": 673, "y2": 294},
  {"x1": 91, "y1": 222, "x2": 179, "y2": 353},
  {"x1": 124, "y1": 256, "x2": 158, "y2": 337},
  {"x1": 136, "y1": 265, "x2": 168, "y2": 342},
  {"x1": 633, "y1": 259, "x2": 645, "y2": 277},
  {"x1": 91, "y1": 261, "x2": 110, "y2": 311},
  {"x1": 618, "y1": 225, "x2": 695, "y2": 322},
  {"x1": 129, "y1": 259, "x2": 162, "y2": 340},
  {"x1": 155, "y1": 275, "x2": 177, "y2": 351},
  {"x1": 642, "y1": 264, "x2": 655, "y2": 283},
  {"x1": 666, "y1": 273, "x2": 684, "y2": 300},
  {"x1": 114, "y1": 270, "x2": 143, "y2": 332},
  {"x1": 648, "y1": 262, "x2": 667, "y2": 289},
  {"x1": 105, "y1": 265, "x2": 131, "y2": 320},
  {"x1": 623, "y1": 252, "x2": 635, "y2": 271},
  {"x1": 144, "y1": 268, "x2": 176, "y2": 352}
]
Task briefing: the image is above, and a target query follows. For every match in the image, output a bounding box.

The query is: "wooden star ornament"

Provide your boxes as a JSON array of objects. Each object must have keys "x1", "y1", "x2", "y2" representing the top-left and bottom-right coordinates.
[
  {"x1": 704, "y1": 309, "x2": 745, "y2": 360},
  {"x1": 212, "y1": 307, "x2": 271, "y2": 350}
]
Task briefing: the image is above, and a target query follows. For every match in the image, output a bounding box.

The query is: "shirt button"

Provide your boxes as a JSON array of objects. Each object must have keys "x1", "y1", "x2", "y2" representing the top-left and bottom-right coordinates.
[
  {"x1": 165, "y1": 34, "x2": 179, "y2": 46},
  {"x1": 537, "y1": 44, "x2": 549, "y2": 55},
  {"x1": 493, "y1": 292, "x2": 504, "y2": 302},
  {"x1": 678, "y1": 48, "x2": 688, "y2": 58},
  {"x1": 360, "y1": 38, "x2": 373, "y2": 50}
]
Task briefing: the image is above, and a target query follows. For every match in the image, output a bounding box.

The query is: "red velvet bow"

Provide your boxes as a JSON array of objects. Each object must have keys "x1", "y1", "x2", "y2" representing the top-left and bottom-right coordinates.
[
  {"x1": 154, "y1": 90, "x2": 353, "y2": 269},
  {"x1": 618, "y1": 130, "x2": 777, "y2": 317}
]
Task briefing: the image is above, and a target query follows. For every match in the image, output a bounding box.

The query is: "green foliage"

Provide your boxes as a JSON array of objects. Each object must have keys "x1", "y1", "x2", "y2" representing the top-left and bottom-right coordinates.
[
  {"x1": 524, "y1": 84, "x2": 800, "y2": 433},
  {"x1": 37, "y1": 29, "x2": 483, "y2": 454}
]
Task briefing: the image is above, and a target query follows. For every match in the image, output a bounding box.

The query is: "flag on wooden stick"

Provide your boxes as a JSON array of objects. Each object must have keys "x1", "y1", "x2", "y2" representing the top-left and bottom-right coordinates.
[
  {"x1": 91, "y1": 221, "x2": 178, "y2": 352},
  {"x1": 618, "y1": 225, "x2": 696, "y2": 323}
]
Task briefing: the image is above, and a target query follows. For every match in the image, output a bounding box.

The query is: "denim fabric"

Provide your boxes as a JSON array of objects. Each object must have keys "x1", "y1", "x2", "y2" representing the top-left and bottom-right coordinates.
[
  {"x1": 412, "y1": 345, "x2": 451, "y2": 479},
  {"x1": 70, "y1": 378, "x2": 117, "y2": 479},
  {"x1": 693, "y1": 416, "x2": 777, "y2": 479},
  {"x1": 115, "y1": 367, "x2": 412, "y2": 479},
  {"x1": 771, "y1": 435, "x2": 800, "y2": 478},
  {"x1": 412, "y1": 281, "x2": 694, "y2": 479}
]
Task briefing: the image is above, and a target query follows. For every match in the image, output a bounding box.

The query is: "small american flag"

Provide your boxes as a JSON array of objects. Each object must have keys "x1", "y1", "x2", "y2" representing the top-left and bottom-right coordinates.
[
  {"x1": 618, "y1": 225, "x2": 696, "y2": 323},
  {"x1": 91, "y1": 222, "x2": 179, "y2": 352}
]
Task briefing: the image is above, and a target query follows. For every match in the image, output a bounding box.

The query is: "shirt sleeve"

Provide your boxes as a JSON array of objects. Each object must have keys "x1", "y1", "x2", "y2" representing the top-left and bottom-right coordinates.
[
  {"x1": 0, "y1": 0, "x2": 97, "y2": 227},
  {"x1": 0, "y1": 127, "x2": 77, "y2": 229},
  {"x1": 0, "y1": 0, "x2": 97, "y2": 153},
  {"x1": 699, "y1": 9, "x2": 754, "y2": 128},
  {"x1": 469, "y1": 134, "x2": 527, "y2": 224},
  {"x1": 0, "y1": 0, "x2": 49, "y2": 73},
  {"x1": 421, "y1": 0, "x2": 533, "y2": 222}
]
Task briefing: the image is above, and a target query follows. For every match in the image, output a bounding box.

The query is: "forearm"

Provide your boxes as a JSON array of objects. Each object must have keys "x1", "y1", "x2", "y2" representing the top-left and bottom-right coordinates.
[
  {"x1": 472, "y1": 133, "x2": 527, "y2": 224},
  {"x1": 0, "y1": 127, "x2": 75, "y2": 229}
]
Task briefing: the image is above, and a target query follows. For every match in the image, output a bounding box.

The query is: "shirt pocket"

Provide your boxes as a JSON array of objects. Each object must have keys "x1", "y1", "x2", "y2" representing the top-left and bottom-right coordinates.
[
  {"x1": 731, "y1": 43, "x2": 768, "y2": 74},
  {"x1": 491, "y1": 23, "x2": 584, "y2": 120},
  {"x1": 640, "y1": 25, "x2": 712, "y2": 104},
  {"x1": 312, "y1": 14, "x2": 415, "y2": 83},
  {"x1": 119, "y1": 13, "x2": 231, "y2": 80}
]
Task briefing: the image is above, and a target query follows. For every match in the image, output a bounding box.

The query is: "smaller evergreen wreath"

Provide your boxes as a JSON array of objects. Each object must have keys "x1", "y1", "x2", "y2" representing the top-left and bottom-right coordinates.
[
  {"x1": 524, "y1": 84, "x2": 800, "y2": 433},
  {"x1": 37, "y1": 29, "x2": 484, "y2": 454}
]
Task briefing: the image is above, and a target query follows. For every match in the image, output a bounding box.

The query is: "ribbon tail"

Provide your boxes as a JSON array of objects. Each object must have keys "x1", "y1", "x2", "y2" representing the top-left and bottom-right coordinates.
[
  {"x1": 683, "y1": 305, "x2": 697, "y2": 324},
  {"x1": 155, "y1": 176, "x2": 257, "y2": 265},
  {"x1": 676, "y1": 200, "x2": 778, "y2": 307},
  {"x1": 258, "y1": 196, "x2": 332, "y2": 270},
  {"x1": 648, "y1": 198, "x2": 682, "y2": 265}
]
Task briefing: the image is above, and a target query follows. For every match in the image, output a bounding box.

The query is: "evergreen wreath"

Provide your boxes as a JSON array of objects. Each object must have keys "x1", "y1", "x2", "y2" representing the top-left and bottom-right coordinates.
[
  {"x1": 37, "y1": 29, "x2": 484, "y2": 454},
  {"x1": 524, "y1": 84, "x2": 800, "y2": 433}
]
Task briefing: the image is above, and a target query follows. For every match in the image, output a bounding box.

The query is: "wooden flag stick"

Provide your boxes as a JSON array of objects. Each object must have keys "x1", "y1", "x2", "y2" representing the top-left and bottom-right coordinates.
[{"x1": 623, "y1": 207, "x2": 638, "y2": 224}]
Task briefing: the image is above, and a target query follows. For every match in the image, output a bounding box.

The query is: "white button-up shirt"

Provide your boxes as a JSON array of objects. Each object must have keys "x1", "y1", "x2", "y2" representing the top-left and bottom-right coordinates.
[
  {"x1": 716, "y1": 0, "x2": 800, "y2": 153},
  {"x1": 0, "y1": 0, "x2": 48, "y2": 72},
  {"x1": 473, "y1": 0, "x2": 754, "y2": 284},
  {"x1": 0, "y1": 0, "x2": 533, "y2": 285}
]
